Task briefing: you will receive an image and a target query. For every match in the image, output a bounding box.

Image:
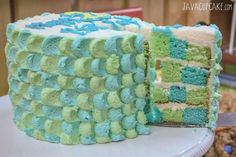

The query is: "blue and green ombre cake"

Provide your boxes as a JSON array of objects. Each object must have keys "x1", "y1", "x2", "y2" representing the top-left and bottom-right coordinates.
[
  {"x1": 5, "y1": 12, "x2": 222, "y2": 145},
  {"x1": 5, "y1": 12, "x2": 152, "y2": 145},
  {"x1": 147, "y1": 25, "x2": 222, "y2": 129}
]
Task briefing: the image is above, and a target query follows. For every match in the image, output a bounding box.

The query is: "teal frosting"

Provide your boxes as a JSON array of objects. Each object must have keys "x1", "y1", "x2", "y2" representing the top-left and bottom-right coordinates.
[
  {"x1": 44, "y1": 132, "x2": 60, "y2": 143},
  {"x1": 18, "y1": 30, "x2": 32, "y2": 49},
  {"x1": 183, "y1": 108, "x2": 208, "y2": 126},
  {"x1": 146, "y1": 104, "x2": 163, "y2": 124},
  {"x1": 42, "y1": 36, "x2": 62, "y2": 55},
  {"x1": 108, "y1": 108, "x2": 123, "y2": 121},
  {"x1": 73, "y1": 78, "x2": 90, "y2": 92},
  {"x1": 122, "y1": 115, "x2": 137, "y2": 129},
  {"x1": 9, "y1": 78, "x2": 20, "y2": 92},
  {"x1": 93, "y1": 93, "x2": 110, "y2": 110},
  {"x1": 19, "y1": 98, "x2": 31, "y2": 112},
  {"x1": 80, "y1": 136, "x2": 96, "y2": 145},
  {"x1": 91, "y1": 58, "x2": 106, "y2": 76},
  {"x1": 104, "y1": 36, "x2": 122, "y2": 55},
  {"x1": 32, "y1": 116, "x2": 46, "y2": 130},
  {"x1": 120, "y1": 88, "x2": 134, "y2": 103},
  {"x1": 26, "y1": 54, "x2": 41, "y2": 71},
  {"x1": 6, "y1": 24, "x2": 15, "y2": 42},
  {"x1": 60, "y1": 89, "x2": 77, "y2": 106},
  {"x1": 24, "y1": 128, "x2": 34, "y2": 137},
  {"x1": 111, "y1": 134, "x2": 125, "y2": 142},
  {"x1": 58, "y1": 57, "x2": 75, "y2": 76},
  {"x1": 120, "y1": 54, "x2": 136, "y2": 73},
  {"x1": 17, "y1": 69, "x2": 28, "y2": 82},
  {"x1": 71, "y1": 37, "x2": 91, "y2": 57},
  {"x1": 150, "y1": 68, "x2": 156, "y2": 82},
  {"x1": 61, "y1": 121, "x2": 79, "y2": 135},
  {"x1": 42, "y1": 105, "x2": 62, "y2": 120},
  {"x1": 28, "y1": 85, "x2": 43, "y2": 100},
  {"x1": 41, "y1": 73, "x2": 59, "y2": 88},
  {"x1": 134, "y1": 68, "x2": 145, "y2": 83},
  {"x1": 13, "y1": 107, "x2": 23, "y2": 122},
  {"x1": 95, "y1": 121, "x2": 110, "y2": 137},
  {"x1": 135, "y1": 98, "x2": 146, "y2": 110},
  {"x1": 136, "y1": 123, "x2": 150, "y2": 135},
  {"x1": 78, "y1": 110, "x2": 92, "y2": 122},
  {"x1": 105, "y1": 75, "x2": 121, "y2": 91},
  {"x1": 134, "y1": 34, "x2": 144, "y2": 54},
  {"x1": 8, "y1": 46, "x2": 18, "y2": 62}
]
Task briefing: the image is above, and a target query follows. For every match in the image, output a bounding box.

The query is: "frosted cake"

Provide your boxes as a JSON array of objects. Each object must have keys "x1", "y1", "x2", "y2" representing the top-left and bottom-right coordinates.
[{"x1": 5, "y1": 12, "x2": 222, "y2": 145}]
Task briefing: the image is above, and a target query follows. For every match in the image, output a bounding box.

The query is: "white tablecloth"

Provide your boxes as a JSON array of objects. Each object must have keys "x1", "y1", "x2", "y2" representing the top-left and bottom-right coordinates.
[{"x1": 0, "y1": 95, "x2": 214, "y2": 157}]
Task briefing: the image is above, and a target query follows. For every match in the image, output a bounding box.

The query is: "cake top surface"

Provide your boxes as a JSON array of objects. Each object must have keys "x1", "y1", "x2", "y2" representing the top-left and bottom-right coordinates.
[{"x1": 11, "y1": 12, "x2": 154, "y2": 38}]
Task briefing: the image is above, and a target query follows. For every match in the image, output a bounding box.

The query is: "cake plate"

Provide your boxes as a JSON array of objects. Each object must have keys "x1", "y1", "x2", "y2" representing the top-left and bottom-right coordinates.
[{"x1": 0, "y1": 95, "x2": 214, "y2": 157}]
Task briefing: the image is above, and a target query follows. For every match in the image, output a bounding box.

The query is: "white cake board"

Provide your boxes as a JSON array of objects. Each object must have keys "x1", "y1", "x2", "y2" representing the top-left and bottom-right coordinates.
[{"x1": 0, "y1": 95, "x2": 214, "y2": 157}]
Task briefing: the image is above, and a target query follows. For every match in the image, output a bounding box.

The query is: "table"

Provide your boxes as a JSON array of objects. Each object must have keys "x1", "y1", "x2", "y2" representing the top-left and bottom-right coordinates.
[{"x1": 0, "y1": 95, "x2": 214, "y2": 157}]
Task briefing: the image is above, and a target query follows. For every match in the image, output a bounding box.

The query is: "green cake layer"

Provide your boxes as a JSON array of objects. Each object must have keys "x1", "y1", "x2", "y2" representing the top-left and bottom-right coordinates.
[{"x1": 149, "y1": 25, "x2": 222, "y2": 129}]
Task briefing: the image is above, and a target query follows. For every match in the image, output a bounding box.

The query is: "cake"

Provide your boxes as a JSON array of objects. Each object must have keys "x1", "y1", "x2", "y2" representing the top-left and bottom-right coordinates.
[
  {"x1": 4, "y1": 12, "x2": 222, "y2": 145},
  {"x1": 147, "y1": 25, "x2": 222, "y2": 129}
]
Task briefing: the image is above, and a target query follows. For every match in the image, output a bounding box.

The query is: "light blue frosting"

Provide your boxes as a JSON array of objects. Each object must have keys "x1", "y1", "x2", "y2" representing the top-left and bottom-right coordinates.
[
  {"x1": 136, "y1": 123, "x2": 150, "y2": 135},
  {"x1": 28, "y1": 85, "x2": 43, "y2": 100},
  {"x1": 8, "y1": 46, "x2": 18, "y2": 62},
  {"x1": 91, "y1": 58, "x2": 107, "y2": 76},
  {"x1": 120, "y1": 54, "x2": 136, "y2": 73},
  {"x1": 135, "y1": 98, "x2": 146, "y2": 110},
  {"x1": 45, "y1": 132, "x2": 60, "y2": 143},
  {"x1": 13, "y1": 107, "x2": 23, "y2": 122},
  {"x1": 42, "y1": 105, "x2": 62, "y2": 120},
  {"x1": 9, "y1": 78, "x2": 20, "y2": 93},
  {"x1": 105, "y1": 75, "x2": 121, "y2": 91},
  {"x1": 71, "y1": 37, "x2": 91, "y2": 57},
  {"x1": 95, "y1": 121, "x2": 110, "y2": 137},
  {"x1": 19, "y1": 98, "x2": 31, "y2": 112},
  {"x1": 120, "y1": 88, "x2": 134, "y2": 103},
  {"x1": 93, "y1": 93, "x2": 110, "y2": 110},
  {"x1": 134, "y1": 34, "x2": 144, "y2": 54},
  {"x1": 17, "y1": 69, "x2": 28, "y2": 82},
  {"x1": 150, "y1": 68, "x2": 156, "y2": 82},
  {"x1": 18, "y1": 30, "x2": 31, "y2": 49},
  {"x1": 61, "y1": 121, "x2": 79, "y2": 135},
  {"x1": 80, "y1": 136, "x2": 96, "y2": 145},
  {"x1": 41, "y1": 72, "x2": 59, "y2": 88},
  {"x1": 104, "y1": 36, "x2": 122, "y2": 55},
  {"x1": 60, "y1": 89, "x2": 77, "y2": 106},
  {"x1": 26, "y1": 54, "x2": 41, "y2": 71},
  {"x1": 58, "y1": 57, "x2": 75, "y2": 76},
  {"x1": 122, "y1": 115, "x2": 137, "y2": 129},
  {"x1": 6, "y1": 23, "x2": 15, "y2": 42},
  {"x1": 134, "y1": 68, "x2": 145, "y2": 83},
  {"x1": 73, "y1": 78, "x2": 90, "y2": 93},
  {"x1": 108, "y1": 108, "x2": 123, "y2": 121},
  {"x1": 78, "y1": 110, "x2": 92, "y2": 122},
  {"x1": 42, "y1": 36, "x2": 62, "y2": 55},
  {"x1": 32, "y1": 116, "x2": 46, "y2": 130},
  {"x1": 111, "y1": 134, "x2": 125, "y2": 142}
]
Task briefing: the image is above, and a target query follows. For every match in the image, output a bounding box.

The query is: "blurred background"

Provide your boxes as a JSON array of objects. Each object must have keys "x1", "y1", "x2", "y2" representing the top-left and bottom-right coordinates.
[{"x1": 0, "y1": 0, "x2": 235, "y2": 156}]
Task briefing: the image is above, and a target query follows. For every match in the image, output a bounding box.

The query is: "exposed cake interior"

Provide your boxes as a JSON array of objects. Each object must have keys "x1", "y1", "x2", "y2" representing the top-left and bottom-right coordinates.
[{"x1": 147, "y1": 25, "x2": 222, "y2": 129}]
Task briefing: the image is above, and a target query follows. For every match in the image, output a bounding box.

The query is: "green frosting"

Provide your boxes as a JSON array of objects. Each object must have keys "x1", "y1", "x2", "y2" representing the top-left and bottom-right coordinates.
[
  {"x1": 62, "y1": 107, "x2": 77, "y2": 122},
  {"x1": 15, "y1": 50, "x2": 29, "y2": 67},
  {"x1": 122, "y1": 73, "x2": 133, "y2": 87},
  {"x1": 77, "y1": 93, "x2": 92, "y2": 110},
  {"x1": 60, "y1": 133, "x2": 80, "y2": 145},
  {"x1": 125, "y1": 129, "x2": 137, "y2": 138},
  {"x1": 106, "y1": 54, "x2": 119, "y2": 74},
  {"x1": 107, "y1": 92, "x2": 123, "y2": 108},
  {"x1": 79, "y1": 123, "x2": 93, "y2": 136},
  {"x1": 30, "y1": 101, "x2": 43, "y2": 116},
  {"x1": 135, "y1": 54, "x2": 146, "y2": 69},
  {"x1": 57, "y1": 75, "x2": 73, "y2": 89},
  {"x1": 33, "y1": 130, "x2": 44, "y2": 140},
  {"x1": 92, "y1": 109, "x2": 108, "y2": 122},
  {"x1": 41, "y1": 88, "x2": 61, "y2": 106},
  {"x1": 59, "y1": 37, "x2": 73, "y2": 56},
  {"x1": 74, "y1": 57, "x2": 92, "y2": 78},
  {"x1": 44, "y1": 120, "x2": 61, "y2": 134},
  {"x1": 10, "y1": 29, "x2": 20, "y2": 45},
  {"x1": 27, "y1": 71, "x2": 41, "y2": 85},
  {"x1": 40, "y1": 56, "x2": 59, "y2": 74},
  {"x1": 135, "y1": 84, "x2": 146, "y2": 98},
  {"x1": 96, "y1": 136, "x2": 112, "y2": 144},
  {"x1": 89, "y1": 39, "x2": 107, "y2": 58},
  {"x1": 26, "y1": 35, "x2": 44, "y2": 52},
  {"x1": 90, "y1": 76, "x2": 105, "y2": 92},
  {"x1": 110, "y1": 121, "x2": 122, "y2": 134},
  {"x1": 122, "y1": 103, "x2": 135, "y2": 116},
  {"x1": 137, "y1": 111, "x2": 147, "y2": 124},
  {"x1": 121, "y1": 35, "x2": 136, "y2": 53}
]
